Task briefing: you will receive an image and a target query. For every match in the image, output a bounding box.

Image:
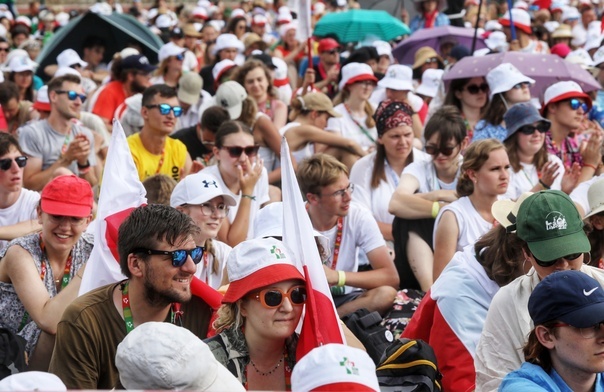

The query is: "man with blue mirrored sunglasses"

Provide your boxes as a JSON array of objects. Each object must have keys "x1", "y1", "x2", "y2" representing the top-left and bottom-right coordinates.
[
  {"x1": 127, "y1": 84, "x2": 193, "y2": 182},
  {"x1": 542, "y1": 81, "x2": 603, "y2": 187}
]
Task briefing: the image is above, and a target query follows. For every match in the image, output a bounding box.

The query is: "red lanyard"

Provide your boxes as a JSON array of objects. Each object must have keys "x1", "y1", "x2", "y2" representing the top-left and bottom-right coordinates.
[
  {"x1": 202, "y1": 252, "x2": 210, "y2": 285},
  {"x1": 121, "y1": 281, "x2": 181, "y2": 334},
  {"x1": 344, "y1": 103, "x2": 376, "y2": 143},
  {"x1": 331, "y1": 217, "x2": 344, "y2": 270},
  {"x1": 155, "y1": 149, "x2": 166, "y2": 174},
  {"x1": 39, "y1": 233, "x2": 72, "y2": 290}
]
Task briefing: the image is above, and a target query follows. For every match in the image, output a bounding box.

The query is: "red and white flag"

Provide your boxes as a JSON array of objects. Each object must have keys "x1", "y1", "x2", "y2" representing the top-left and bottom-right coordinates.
[
  {"x1": 280, "y1": 138, "x2": 345, "y2": 360},
  {"x1": 79, "y1": 119, "x2": 147, "y2": 295},
  {"x1": 292, "y1": 0, "x2": 312, "y2": 42}
]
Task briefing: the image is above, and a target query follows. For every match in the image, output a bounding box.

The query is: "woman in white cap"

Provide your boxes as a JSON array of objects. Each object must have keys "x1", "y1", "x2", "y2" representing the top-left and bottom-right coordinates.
[
  {"x1": 7, "y1": 54, "x2": 37, "y2": 102},
  {"x1": 150, "y1": 42, "x2": 186, "y2": 87},
  {"x1": 433, "y1": 138, "x2": 510, "y2": 280},
  {"x1": 0, "y1": 175, "x2": 94, "y2": 370},
  {"x1": 283, "y1": 92, "x2": 365, "y2": 167},
  {"x1": 443, "y1": 76, "x2": 489, "y2": 141},
  {"x1": 501, "y1": 270, "x2": 604, "y2": 391},
  {"x1": 326, "y1": 62, "x2": 379, "y2": 153},
  {"x1": 205, "y1": 237, "x2": 307, "y2": 390},
  {"x1": 473, "y1": 63, "x2": 535, "y2": 142},
  {"x1": 171, "y1": 172, "x2": 237, "y2": 289}
]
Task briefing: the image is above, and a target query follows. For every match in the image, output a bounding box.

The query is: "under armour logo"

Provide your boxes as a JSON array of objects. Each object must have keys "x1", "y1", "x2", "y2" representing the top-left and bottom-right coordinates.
[{"x1": 202, "y1": 180, "x2": 218, "y2": 188}]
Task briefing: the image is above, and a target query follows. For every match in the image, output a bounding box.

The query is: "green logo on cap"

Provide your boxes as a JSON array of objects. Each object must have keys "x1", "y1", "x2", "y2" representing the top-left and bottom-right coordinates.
[
  {"x1": 339, "y1": 357, "x2": 359, "y2": 375},
  {"x1": 270, "y1": 245, "x2": 285, "y2": 259}
]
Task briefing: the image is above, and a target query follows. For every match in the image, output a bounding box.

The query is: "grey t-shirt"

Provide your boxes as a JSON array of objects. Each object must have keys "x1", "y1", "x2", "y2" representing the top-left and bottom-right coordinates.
[{"x1": 18, "y1": 119, "x2": 97, "y2": 173}]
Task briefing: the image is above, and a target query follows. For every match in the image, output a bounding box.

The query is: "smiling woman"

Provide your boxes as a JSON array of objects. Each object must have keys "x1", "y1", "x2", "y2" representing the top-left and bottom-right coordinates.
[
  {"x1": 205, "y1": 238, "x2": 306, "y2": 391},
  {"x1": 0, "y1": 175, "x2": 93, "y2": 371}
]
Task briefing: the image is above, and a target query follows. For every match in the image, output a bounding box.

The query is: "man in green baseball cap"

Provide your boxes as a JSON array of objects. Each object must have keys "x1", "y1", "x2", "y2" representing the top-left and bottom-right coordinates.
[{"x1": 475, "y1": 190, "x2": 604, "y2": 391}]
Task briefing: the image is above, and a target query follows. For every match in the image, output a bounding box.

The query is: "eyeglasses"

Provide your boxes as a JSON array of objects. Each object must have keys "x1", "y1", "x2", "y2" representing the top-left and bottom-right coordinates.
[
  {"x1": 531, "y1": 252, "x2": 583, "y2": 267},
  {"x1": 221, "y1": 145, "x2": 260, "y2": 158},
  {"x1": 518, "y1": 122, "x2": 551, "y2": 135},
  {"x1": 145, "y1": 104, "x2": 183, "y2": 117},
  {"x1": 512, "y1": 82, "x2": 530, "y2": 90},
  {"x1": 133, "y1": 246, "x2": 205, "y2": 267},
  {"x1": 187, "y1": 203, "x2": 229, "y2": 218},
  {"x1": 425, "y1": 144, "x2": 458, "y2": 157},
  {"x1": 0, "y1": 156, "x2": 27, "y2": 171},
  {"x1": 568, "y1": 98, "x2": 589, "y2": 112},
  {"x1": 465, "y1": 83, "x2": 489, "y2": 95},
  {"x1": 321, "y1": 183, "x2": 354, "y2": 198},
  {"x1": 551, "y1": 322, "x2": 604, "y2": 339},
  {"x1": 55, "y1": 90, "x2": 87, "y2": 103},
  {"x1": 425, "y1": 57, "x2": 439, "y2": 64},
  {"x1": 46, "y1": 214, "x2": 89, "y2": 226},
  {"x1": 251, "y1": 285, "x2": 307, "y2": 308}
]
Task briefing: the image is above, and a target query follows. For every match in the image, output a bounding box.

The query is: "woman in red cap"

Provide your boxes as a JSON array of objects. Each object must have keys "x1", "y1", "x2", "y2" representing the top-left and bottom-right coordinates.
[
  {"x1": 205, "y1": 237, "x2": 306, "y2": 390},
  {"x1": 0, "y1": 175, "x2": 94, "y2": 370}
]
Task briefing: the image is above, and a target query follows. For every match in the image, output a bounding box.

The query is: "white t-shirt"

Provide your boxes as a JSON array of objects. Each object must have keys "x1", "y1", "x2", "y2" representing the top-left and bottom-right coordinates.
[
  {"x1": 570, "y1": 173, "x2": 604, "y2": 216},
  {"x1": 434, "y1": 196, "x2": 494, "y2": 253},
  {"x1": 402, "y1": 157, "x2": 461, "y2": 193},
  {"x1": 326, "y1": 103, "x2": 378, "y2": 152},
  {"x1": 279, "y1": 122, "x2": 315, "y2": 164},
  {"x1": 503, "y1": 154, "x2": 564, "y2": 200},
  {"x1": 182, "y1": 51, "x2": 199, "y2": 73},
  {"x1": 0, "y1": 189, "x2": 40, "y2": 250},
  {"x1": 194, "y1": 239, "x2": 231, "y2": 290},
  {"x1": 350, "y1": 149, "x2": 430, "y2": 225},
  {"x1": 316, "y1": 203, "x2": 386, "y2": 294},
  {"x1": 201, "y1": 164, "x2": 270, "y2": 240}
]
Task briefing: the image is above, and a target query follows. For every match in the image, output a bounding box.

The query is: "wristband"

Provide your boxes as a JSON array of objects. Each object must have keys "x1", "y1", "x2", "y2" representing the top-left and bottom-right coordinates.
[
  {"x1": 431, "y1": 201, "x2": 440, "y2": 219},
  {"x1": 538, "y1": 179, "x2": 550, "y2": 189},
  {"x1": 78, "y1": 166, "x2": 91, "y2": 175},
  {"x1": 583, "y1": 163, "x2": 598, "y2": 171},
  {"x1": 77, "y1": 160, "x2": 91, "y2": 169},
  {"x1": 241, "y1": 194, "x2": 256, "y2": 201},
  {"x1": 337, "y1": 270, "x2": 346, "y2": 287}
]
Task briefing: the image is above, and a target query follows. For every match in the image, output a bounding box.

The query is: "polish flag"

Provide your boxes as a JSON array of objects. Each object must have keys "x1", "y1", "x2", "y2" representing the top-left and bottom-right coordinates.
[{"x1": 280, "y1": 138, "x2": 345, "y2": 360}]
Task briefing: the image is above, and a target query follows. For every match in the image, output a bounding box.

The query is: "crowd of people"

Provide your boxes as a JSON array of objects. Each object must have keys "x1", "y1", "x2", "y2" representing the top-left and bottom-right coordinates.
[{"x1": 1, "y1": 0, "x2": 604, "y2": 390}]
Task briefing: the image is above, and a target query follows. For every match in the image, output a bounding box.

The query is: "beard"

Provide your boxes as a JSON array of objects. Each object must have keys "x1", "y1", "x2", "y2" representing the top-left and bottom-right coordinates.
[
  {"x1": 142, "y1": 265, "x2": 192, "y2": 307},
  {"x1": 130, "y1": 78, "x2": 147, "y2": 94}
]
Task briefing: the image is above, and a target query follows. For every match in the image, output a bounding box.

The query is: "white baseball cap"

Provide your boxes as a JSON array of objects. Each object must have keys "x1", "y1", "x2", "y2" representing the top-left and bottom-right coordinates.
[
  {"x1": 291, "y1": 344, "x2": 380, "y2": 391},
  {"x1": 57, "y1": 48, "x2": 88, "y2": 68},
  {"x1": 212, "y1": 33, "x2": 244, "y2": 56},
  {"x1": 339, "y1": 62, "x2": 377, "y2": 91},
  {"x1": 170, "y1": 172, "x2": 236, "y2": 207},
  {"x1": 486, "y1": 63, "x2": 535, "y2": 99},
  {"x1": 416, "y1": 68, "x2": 445, "y2": 98},
  {"x1": 214, "y1": 81, "x2": 248, "y2": 119},
  {"x1": 158, "y1": 42, "x2": 186, "y2": 63},
  {"x1": 543, "y1": 80, "x2": 591, "y2": 108},
  {"x1": 7, "y1": 55, "x2": 37, "y2": 73},
  {"x1": 584, "y1": 178, "x2": 604, "y2": 219},
  {"x1": 116, "y1": 322, "x2": 245, "y2": 391},
  {"x1": 378, "y1": 64, "x2": 414, "y2": 91},
  {"x1": 0, "y1": 372, "x2": 66, "y2": 391}
]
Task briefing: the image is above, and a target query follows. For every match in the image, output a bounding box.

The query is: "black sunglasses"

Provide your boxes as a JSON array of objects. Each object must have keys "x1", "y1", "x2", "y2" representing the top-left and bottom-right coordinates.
[
  {"x1": 518, "y1": 122, "x2": 551, "y2": 135},
  {"x1": 55, "y1": 90, "x2": 87, "y2": 103},
  {"x1": 425, "y1": 144, "x2": 458, "y2": 157},
  {"x1": 532, "y1": 252, "x2": 582, "y2": 267},
  {"x1": 0, "y1": 156, "x2": 27, "y2": 171},
  {"x1": 133, "y1": 246, "x2": 205, "y2": 267},
  {"x1": 465, "y1": 83, "x2": 489, "y2": 95},
  {"x1": 145, "y1": 103, "x2": 183, "y2": 117},
  {"x1": 252, "y1": 286, "x2": 307, "y2": 308},
  {"x1": 221, "y1": 145, "x2": 260, "y2": 158}
]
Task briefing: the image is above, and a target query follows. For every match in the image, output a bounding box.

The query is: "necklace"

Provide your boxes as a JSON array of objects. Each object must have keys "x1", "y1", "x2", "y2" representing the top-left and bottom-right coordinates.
[{"x1": 249, "y1": 357, "x2": 283, "y2": 376}]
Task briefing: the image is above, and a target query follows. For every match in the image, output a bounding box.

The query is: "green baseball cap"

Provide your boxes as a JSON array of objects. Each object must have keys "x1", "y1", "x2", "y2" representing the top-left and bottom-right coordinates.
[{"x1": 516, "y1": 190, "x2": 590, "y2": 262}]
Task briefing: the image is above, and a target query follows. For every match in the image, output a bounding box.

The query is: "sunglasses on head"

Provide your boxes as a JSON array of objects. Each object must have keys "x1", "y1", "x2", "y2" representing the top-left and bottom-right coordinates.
[
  {"x1": 425, "y1": 144, "x2": 458, "y2": 157},
  {"x1": 221, "y1": 145, "x2": 260, "y2": 158},
  {"x1": 465, "y1": 83, "x2": 489, "y2": 95},
  {"x1": 251, "y1": 285, "x2": 307, "y2": 308},
  {"x1": 145, "y1": 103, "x2": 183, "y2": 117},
  {"x1": 0, "y1": 156, "x2": 27, "y2": 171},
  {"x1": 55, "y1": 90, "x2": 87, "y2": 103},
  {"x1": 568, "y1": 98, "x2": 589, "y2": 112},
  {"x1": 532, "y1": 252, "x2": 582, "y2": 267},
  {"x1": 133, "y1": 246, "x2": 205, "y2": 267},
  {"x1": 518, "y1": 122, "x2": 551, "y2": 135}
]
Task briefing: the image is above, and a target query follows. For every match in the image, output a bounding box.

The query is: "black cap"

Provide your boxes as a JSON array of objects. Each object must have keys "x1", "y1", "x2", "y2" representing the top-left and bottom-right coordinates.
[
  {"x1": 121, "y1": 54, "x2": 157, "y2": 73},
  {"x1": 251, "y1": 52, "x2": 276, "y2": 69}
]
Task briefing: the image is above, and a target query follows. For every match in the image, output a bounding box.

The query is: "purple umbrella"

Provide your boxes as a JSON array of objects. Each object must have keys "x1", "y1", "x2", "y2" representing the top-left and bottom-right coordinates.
[
  {"x1": 392, "y1": 26, "x2": 488, "y2": 65},
  {"x1": 442, "y1": 51, "x2": 601, "y2": 99}
]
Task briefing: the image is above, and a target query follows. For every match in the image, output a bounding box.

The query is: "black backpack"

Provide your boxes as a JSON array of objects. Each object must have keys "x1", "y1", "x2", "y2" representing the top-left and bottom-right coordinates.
[
  {"x1": 376, "y1": 338, "x2": 443, "y2": 392},
  {"x1": 341, "y1": 308, "x2": 394, "y2": 365},
  {"x1": 0, "y1": 328, "x2": 27, "y2": 380}
]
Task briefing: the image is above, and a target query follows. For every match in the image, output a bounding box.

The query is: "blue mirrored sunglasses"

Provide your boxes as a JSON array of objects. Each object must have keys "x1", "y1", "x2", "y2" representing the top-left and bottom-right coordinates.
[
  {"x1": 55, "y1": 90, "x2": 87, "y2": 103},
  {"x1": 568, "y1": 98, "x2": 589, "y2": 112},
  {"x1": 145, "y1": 103, "x2": 183, "y2": 117},
  {"x1": 133, "y1": 246, "x2": 204, "y2": 267}
]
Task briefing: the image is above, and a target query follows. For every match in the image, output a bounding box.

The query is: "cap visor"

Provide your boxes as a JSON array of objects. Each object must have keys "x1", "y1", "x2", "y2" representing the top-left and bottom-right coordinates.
[
  {"x1": 227, "y1": 103, "x2": 243, "y2": 120},
  {"x1": 187, "y1": 192, "x2": 237, "y2": 207},
  {"x1": 547, "y1": 91, "x2": 592, "y2": 110},
  {"x1": 527, "y1": 230, "x2": 591, "y2": 262},
  {"x1": 561, "y1": 301, "x2": 604, "y2": 328},
  {"x1": 41, "y1": 199, "x2": 92, "y2": 218},
  {"x1": 222, "y1": 264, "x2": 305, "y2": 303},
  {"x1": 327, "y1": 108, "x2": 342, "y2": 118}
]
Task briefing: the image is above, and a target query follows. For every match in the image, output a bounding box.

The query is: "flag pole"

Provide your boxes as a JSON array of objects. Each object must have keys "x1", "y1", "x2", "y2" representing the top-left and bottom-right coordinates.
[{"x1": 471, "y1": 0, "x2": 484, "y2": 53}]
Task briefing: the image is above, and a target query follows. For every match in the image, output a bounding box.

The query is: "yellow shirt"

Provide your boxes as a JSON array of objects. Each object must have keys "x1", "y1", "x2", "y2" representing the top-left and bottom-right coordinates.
[{"x1": 127, "y1": 133, "x2": 187, "y2": 182}]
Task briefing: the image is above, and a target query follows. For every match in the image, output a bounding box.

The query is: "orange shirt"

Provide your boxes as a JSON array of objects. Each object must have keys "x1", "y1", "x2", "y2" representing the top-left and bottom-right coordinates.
[{"x1": 92, "y1": 81, "x2": 126, "y2": 122}]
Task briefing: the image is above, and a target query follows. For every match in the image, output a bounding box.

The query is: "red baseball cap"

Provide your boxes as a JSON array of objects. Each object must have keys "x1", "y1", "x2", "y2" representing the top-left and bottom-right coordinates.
[
  {"x1": 41, "y1": 175, "x2": 94, "y2": 217},
  {"x1": 318, "y1": 38, "x2": 340, "y2": 53}
]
